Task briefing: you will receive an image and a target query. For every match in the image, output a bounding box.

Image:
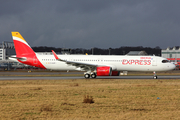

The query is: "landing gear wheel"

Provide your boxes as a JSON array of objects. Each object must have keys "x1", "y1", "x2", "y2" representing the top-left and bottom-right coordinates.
[
  {"x1": 153, "y1": 71, "x2": 158, "y2": 79},
  {"x1": 91, "y1": 73, "x2": 97, "y2": 78},
  {"x1": 84, "y1": 73, "x2": 90, "y2": 79},
  {"x1": 153, "y1": 76, "x2": 158, "y2": 79}
]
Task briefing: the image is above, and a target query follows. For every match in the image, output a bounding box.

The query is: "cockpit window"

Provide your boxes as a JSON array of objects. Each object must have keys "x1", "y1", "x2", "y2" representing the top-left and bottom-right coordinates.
[{"x1": 162, "y1": 60, "x2": 169, "y2": 63}]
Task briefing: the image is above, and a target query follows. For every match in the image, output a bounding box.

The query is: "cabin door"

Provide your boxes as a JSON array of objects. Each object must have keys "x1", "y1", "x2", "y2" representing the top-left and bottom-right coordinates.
[{"x1": 152, "y1": 57, "x2": 157, "y2": 66}]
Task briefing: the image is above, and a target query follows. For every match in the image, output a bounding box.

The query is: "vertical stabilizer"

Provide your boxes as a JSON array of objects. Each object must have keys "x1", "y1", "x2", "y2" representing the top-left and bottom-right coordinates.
[
  {"x1": 11, "y1": 32, "x2": 34, "y2": 57},
  {"x1": 11, "y1": 31, "x2": 46, "y2": 69}
]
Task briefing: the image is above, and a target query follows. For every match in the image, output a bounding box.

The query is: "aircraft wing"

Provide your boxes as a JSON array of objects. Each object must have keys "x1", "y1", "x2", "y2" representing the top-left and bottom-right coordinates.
[{"x1": 52, "y1": 50, "x2": 97, "y2": 71}]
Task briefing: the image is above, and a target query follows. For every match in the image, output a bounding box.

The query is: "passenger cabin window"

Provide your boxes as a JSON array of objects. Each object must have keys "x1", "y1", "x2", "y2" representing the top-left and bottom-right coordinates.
[{"x1": 162, "y1": 60, "x2": 169, "y2": 63}]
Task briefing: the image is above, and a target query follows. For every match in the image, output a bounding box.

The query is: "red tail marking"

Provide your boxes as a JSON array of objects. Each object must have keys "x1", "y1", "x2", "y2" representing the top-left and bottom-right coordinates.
[
  {"x1": 12, "y1": 32, "x2": 46, "y2": 69},
  {"x1": 13, "y1": 40, "x2": 35, "y2": 57}
]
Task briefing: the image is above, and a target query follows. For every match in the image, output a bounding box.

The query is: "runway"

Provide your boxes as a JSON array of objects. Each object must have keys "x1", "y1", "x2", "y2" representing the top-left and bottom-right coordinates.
[
  {"x1": 0, "y1": 75, "x2": 180, "y2": 80},
  {"x1": 0, "y1": 71, "x2": 179, "y2": 80}
]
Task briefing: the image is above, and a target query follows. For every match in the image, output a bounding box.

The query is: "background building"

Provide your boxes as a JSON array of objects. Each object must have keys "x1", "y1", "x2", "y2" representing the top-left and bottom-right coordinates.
[
  {"x1": 0, "y1": 41, "x2": 28, "y2": 70},
  {"x1": 161, "y1": 47, "x2": 180, "y2": 69},
  {"x1": 126, "y1": 51, "x2": 148, "y2": 56},
  {"x1": 0, "y1": 41, "x2": 15, "y2": 60}
]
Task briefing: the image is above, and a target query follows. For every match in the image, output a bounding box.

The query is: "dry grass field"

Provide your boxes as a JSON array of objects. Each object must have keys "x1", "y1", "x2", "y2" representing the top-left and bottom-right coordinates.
[{"x1": 0, "y1": 78, "x2": 180, "y2": 120}]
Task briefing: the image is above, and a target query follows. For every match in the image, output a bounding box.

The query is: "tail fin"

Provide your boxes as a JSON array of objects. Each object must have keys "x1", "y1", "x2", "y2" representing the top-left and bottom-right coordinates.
[
  {"x1": 11, "y1": 31, "x2": 46, "y2": 69},
  {"x1": 11, "y1": 32, "x2": 34, "y2": 57}
]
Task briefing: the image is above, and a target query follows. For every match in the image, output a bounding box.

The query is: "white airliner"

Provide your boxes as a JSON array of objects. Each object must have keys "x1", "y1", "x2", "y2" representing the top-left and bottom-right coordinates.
[{"x1": 10, "y1": 32, "x2": 175, "y2": 79}]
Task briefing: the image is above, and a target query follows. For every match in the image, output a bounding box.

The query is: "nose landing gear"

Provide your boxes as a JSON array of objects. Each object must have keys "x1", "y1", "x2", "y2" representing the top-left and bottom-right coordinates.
[{"x1": 153, "y1": 71, "x2": 158, "y2": 79}]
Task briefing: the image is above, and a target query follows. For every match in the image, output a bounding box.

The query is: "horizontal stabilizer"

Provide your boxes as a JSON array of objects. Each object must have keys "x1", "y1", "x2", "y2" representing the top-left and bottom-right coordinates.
[{"x1": 9, "y1": 56, "x2": 27, "y2": 61}]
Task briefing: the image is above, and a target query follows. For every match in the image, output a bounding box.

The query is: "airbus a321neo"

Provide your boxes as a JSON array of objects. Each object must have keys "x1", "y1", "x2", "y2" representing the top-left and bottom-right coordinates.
[{"x1": 10, "y1": 32, "x2": 175, "y2": 79}]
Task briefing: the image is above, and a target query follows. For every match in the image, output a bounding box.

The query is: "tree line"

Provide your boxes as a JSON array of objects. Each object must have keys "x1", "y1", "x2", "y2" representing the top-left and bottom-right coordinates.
[{"x1": 32, "y1": 46, "x2": 161, "y2": 56}]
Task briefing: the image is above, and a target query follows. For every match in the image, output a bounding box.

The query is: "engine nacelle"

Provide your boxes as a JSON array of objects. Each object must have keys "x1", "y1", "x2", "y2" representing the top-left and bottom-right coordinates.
[
  {"x1": 111, "y1": 71, "x2": 120, "y2": 76},
  {"x1": 96, "y1": 66, "x2": 112, "y2": 76}
]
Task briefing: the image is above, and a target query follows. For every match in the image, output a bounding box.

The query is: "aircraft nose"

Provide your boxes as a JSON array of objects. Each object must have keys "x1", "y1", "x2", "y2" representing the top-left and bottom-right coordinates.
[
  {"x1": 165, "y1": 63, "x2": 176, "y2": 71},
  {"x1": 170, "y1": 63, "x2": 176, "y2": 70}
]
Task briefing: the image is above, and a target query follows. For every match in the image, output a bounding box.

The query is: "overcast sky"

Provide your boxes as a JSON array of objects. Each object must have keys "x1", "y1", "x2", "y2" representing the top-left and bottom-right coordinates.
[{"x1": 0, "y1": 0, "x2": 180, "y2": 49}]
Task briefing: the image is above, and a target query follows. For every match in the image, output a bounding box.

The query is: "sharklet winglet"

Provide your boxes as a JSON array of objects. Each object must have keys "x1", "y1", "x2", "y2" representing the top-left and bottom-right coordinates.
[{"x1": 51, "y1": 50, "x2": 65, "y2": 62}]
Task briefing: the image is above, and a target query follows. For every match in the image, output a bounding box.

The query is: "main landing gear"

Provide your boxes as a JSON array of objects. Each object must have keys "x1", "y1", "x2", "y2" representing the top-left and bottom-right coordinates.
[
  {"x1": 153, "y1": 71, "x2": 158, "y2": 79},
  {"x1": 84, "y1": 71, "x2": 159, "y2": 79},
  {"x1": 84, "y1": 72, "x2": 97, "y2": 79}
]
